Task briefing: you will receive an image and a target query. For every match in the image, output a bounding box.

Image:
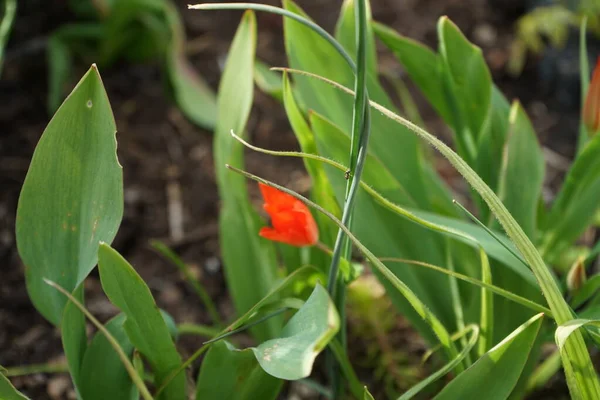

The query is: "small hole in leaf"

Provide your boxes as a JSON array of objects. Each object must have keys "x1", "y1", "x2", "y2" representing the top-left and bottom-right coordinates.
[{"x1": 86, "y1": 100, "x2": 93, "y2": 108}]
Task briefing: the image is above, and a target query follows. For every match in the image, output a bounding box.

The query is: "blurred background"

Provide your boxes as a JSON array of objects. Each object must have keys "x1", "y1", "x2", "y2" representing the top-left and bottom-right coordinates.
[{"x1": 1, "y1": 0, "x2": 598, "y2": 398}]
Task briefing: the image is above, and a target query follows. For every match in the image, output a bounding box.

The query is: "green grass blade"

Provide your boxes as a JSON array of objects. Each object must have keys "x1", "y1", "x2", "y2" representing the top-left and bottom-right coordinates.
[
  {"x1": 97, "y1": 244, "x2": 186, "y2": 400},
  {"x1": 0, "y1": 0, "x2": 16, "y2": 76},
  {"x1": 271, "y1": 67, "x2": 600, "y2": 398},
  {"x1": 578, "y1": 17, "x2": 590, "y2": 153},
  {"x1": 399, "y1": 325, "x2": 479, "y2": 400}
]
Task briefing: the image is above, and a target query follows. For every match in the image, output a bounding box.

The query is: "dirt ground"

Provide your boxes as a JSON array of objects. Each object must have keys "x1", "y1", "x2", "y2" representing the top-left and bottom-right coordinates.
[{"x1": 0, "y1": 0, "x2": 586, "y2": 398}]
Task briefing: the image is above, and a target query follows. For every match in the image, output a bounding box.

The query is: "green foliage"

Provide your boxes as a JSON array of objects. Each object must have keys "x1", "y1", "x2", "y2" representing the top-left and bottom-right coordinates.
[
  {"x1": 48, "y1": 0, "x2": 216, "y2": 127},
  {"x1": 97, "y1": 243, "x2": 186, "y2": 399},
  {"x1": 0, "y1": 0, "x2": 16, "y2": 76},
  {"x1": 0, "y1": 370, "x2": 29, "y2": 400},
  {"x1": 195, "y1": 341, "x2": 282, "y2": 400},
  {"x1": 214, "y1": 10, "x2": 281, "y2": 342},
  {"x1": 16, "y1": 65, "x2": 123, "y2": 325},
  {"x1": 252, "y1": 284, "x2": 339, "y2": 380},
  {"x1": 9, "y1": 2, "x2": 600, "y2": 399},
  {"x1": 435, "y1": 314, "x2": 544, "y2": 400}
]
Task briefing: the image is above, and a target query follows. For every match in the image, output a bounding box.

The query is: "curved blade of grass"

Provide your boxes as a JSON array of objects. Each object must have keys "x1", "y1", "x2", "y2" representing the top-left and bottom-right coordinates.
[
  {"x1": 226, "y1": 166, "x2": 460, "y2": 362},
  {"x1": 150, "y1": 240, "x2": 222, "y2": 327},
  {"x1": 0, "y1": 0, "x2": 16, "y2": 76},
  {"x1": 378, "y1": 258, "x2": 550, "y2": 316},
  {"x1": 188, "y1": 3, "x2": 356, "y2": 71},
  {"x1": 43, "y1": 279, "x2": 152, "y2": 400},
  {"x1": 399, "y1": 325, "x2": 479, "y2": 400},
  {"x1": 270, "y1": 67, "x2": 600, "y2": 398}
]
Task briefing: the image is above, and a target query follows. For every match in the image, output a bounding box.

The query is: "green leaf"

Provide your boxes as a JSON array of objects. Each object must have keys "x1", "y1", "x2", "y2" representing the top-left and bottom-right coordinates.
[
  {"x1": 196, "y1": 341, "x2": 282, "y2": 400},
  {"x1": 215, "y1": 11, "x2": 281, "y2": 341},
  {"x1": 61, "y1": 287, "x2": 87, "y2": 391},
  {"x1": 334, "y1": 0, "x2": 377, "y2": 77},
  {"x1": 542, "y1": 133, "x2": 600, "y2": 262},
  {"x1": 283, "y1": 0, "x2": 440, "y2": 209},
  {"x1": 16, "y1": 65, "x2": 123, "y2": 325},
  {"x1": 438, "y1": 17, "x2": 492, "y2": 151},
  {"x1": 434, "y1": 313, "x2": 544, "y2": 400},
  {"x1": 572, "y1": 274, "x2": 600, "y2": 309},
  {"x1": 0, "y1": 371, "x2": 29, "y2": 400},
  {"x1": 254, "y1": 61, "x2": 283, "y2": 101},
  {"x1": 97, "y1": 243, "x2": 186, "y2": 400},
  {"x1": 577, "y1": 17, "x2": 590, "y2": 153},
  {"x1": 373, "y1": 21, "x2": 452, "y2": 123},
  {"x1": 79, "y1": 314, "x2": 138, "y2": 400},
  {"x1": 252, "y1": 284, "x2": 339, "y2": 380},
  {"x1": 496, "y1": 101, "x2": 545, "y2": 239},
  {"x1": 164, "y1": 2, "x2": 216, "y2": 129},
  {"x1": 0, "y1": 0, "x2": 16, "y2": 76}
]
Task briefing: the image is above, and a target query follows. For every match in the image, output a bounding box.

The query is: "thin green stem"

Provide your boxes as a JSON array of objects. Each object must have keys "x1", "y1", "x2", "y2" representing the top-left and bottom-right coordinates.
[
  {"x1": 188, "y1": 3, "x2": 356, "y2": 71},
  {"x1": 202, "y1": 308, "x2": 289, "y2": 345},
  {"x1": 452, "y1": 200, "x2": 528, "y2": 268},
  {"x1": 4, "y1": 362, "x2": 68, "y2": 377},
  {"x1": 379, "y1": 258, "x2": 552, "y2": 316},
  {"x1": 329, "y1": 339, "x2": 365, "y2": 399},
  {"x1": 176, "y1": 323, "x2": 221, "y2": 339},
  {"x1": 44, "y1": 279, "x2": 153, "y2": 400},
  {"x1": 151, "y1": 240, "x2": 223, "y2": 327},
  {"x1": 155, "y1": 306, "x2": 290, "y2": 396},
  {"x1": 0, "y1": 0, "x2": 16, "y2": 76}
]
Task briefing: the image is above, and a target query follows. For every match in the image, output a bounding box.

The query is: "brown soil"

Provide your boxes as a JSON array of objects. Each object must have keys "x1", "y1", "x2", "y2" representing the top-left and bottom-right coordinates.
[{"x1": 0, "y1": 0, "x2": 582, "y2": 399}]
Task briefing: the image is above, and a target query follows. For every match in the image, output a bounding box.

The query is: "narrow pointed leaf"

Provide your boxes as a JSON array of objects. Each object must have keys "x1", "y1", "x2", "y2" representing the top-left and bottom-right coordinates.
[
  {"x1": 0, "y1": 372, "x2": 29, "y2": 400},
  {"x1": 97, "y1": 243, "x2": 185, "y2": 400},
  {"x1": 434, "y1": 313, "x2": 544, "y2": 400}
]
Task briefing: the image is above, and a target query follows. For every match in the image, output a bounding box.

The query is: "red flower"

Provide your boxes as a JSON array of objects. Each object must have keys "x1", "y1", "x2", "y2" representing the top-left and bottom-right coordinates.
[
  {"x1": 583, "y1": 56, "x2": 600, "y2": 133},
  {"x1": 258, "y1": 183, "x2": 319, "y2": 247}
]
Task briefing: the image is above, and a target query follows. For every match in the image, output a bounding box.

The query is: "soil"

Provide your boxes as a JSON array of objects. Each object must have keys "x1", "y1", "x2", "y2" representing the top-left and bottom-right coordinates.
[{"x1": 0, "y1": 0, "x2": 587, "y2": 399}]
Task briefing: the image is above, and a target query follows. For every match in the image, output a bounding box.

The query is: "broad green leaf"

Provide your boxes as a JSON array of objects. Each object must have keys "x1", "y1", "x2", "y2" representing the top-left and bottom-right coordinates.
[
  {"x1": 196, "y1": 341, "x2": 282, "y2": 400},
  {"x1": 0, "y1": 0, "x2": 16, "y2": 76},
  {"x1": 434, "y1": 313, "x2": 544, "y2": 400},
  {"x1": 79, "y1": 314, "x2": 138, "y2": 400},
  {"x1": 373, "y1": 21, "x2": 452, "y2": 123},
  {"x1": 16, "y1": 65, "x2": 123, "y2": 325},
  {"x1": 252, "y1": 284, "x2": 339, "y2": 380},
  {"x1": 0, "y1": 371, "x2": 29, "y2": 400},
  {"x1": 334, "y1": 0, "x2": 377, "y2": 77},
  {"x1": 215, "y1": 11, "x2": 281, "y2": 341},
  {"x1": 254, "y1": 61, "x2": 283, "y2": 101},
  {"x1": 97, "y1": 243, "x2": 185, "y2": 400},
  {"x1": 474, "y1": 87, "x2": 511, "y2": 222},
  {"x1": 437, "y1": 17, "x2": 492, "y2": 148},
  {"x1": 164, "y1": 2, "x2": 216, "y2": 129},
  {"x1": 497, "y1": 101, "x2": 545, "y2": 239},
  {"x1": 542, "y1": 133, "x2": 600, "y2": 262}
]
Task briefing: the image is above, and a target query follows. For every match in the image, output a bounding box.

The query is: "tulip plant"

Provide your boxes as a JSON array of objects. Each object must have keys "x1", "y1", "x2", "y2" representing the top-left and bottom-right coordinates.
[{"x1": 5, "y1": 1, "x2": 600, "y2": 399}]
